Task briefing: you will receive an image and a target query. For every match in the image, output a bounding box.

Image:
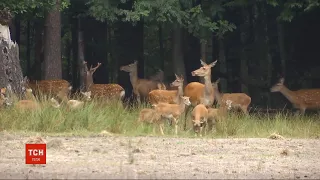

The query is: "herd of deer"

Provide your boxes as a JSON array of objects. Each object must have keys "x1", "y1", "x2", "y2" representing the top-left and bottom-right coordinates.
[{"x1": 1, "y1": 59, "x2": 320, "y2": 137}]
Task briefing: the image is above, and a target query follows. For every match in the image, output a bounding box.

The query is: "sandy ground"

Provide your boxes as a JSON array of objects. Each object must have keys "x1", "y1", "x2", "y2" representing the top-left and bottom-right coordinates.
[{"x1": 0, "y1": 132, "x2": 319, "y2": 179}]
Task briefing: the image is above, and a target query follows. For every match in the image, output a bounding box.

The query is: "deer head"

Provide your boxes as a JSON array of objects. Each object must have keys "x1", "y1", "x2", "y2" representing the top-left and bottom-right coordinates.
[
  {"x1": 170, "y1": 74, "x2": 184, "y2": 87},
  {"x1": 180, "y1": 96, "x2": 191, "y2": 106},
  {"x1": 270, "y1": 78, "x2": 285, "y2": 92},
  {"x1": 84, "y1": 61, "x2": 102, "y2": 88},
  {"x1": 191, "y1": 59, "x2": 217, "y2": 77},
  {"x1": 80, "y1": 91, "x2": 92, "y2": 101},
  {"x1": 120, "y1": 61, "x2": 138, "y2": 73}
]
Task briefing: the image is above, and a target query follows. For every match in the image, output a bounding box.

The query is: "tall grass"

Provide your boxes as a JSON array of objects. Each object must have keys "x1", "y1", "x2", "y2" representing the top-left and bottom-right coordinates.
[{"x1": 0, "y1": 97, "x2": 319, "y2": 138}]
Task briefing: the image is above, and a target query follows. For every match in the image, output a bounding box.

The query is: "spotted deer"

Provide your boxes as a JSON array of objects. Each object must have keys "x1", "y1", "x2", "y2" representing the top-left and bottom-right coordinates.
[
  {"x1": 270, "y1": 78, "x2": 320, "y2": 115},
  {"x1": 148, "y1": 74, "x2": 184, "y2": 105},
  {"x1": 152, "y1": 96, "x2": 191, "y2": 135},
  {"x1": 120, "y1": 61, "x2": 166, "y2": 104},
  {"x1": 213, "y1": 78, "x2": 251, "y2": 114},
  {"x1": 191, "y1": 104, "x2": 208, "y2": 137},
  {"x1": 84, "y1": 61, "x2": 125, "y2": 100},
  {"x1": 183, "y1": 59, "x2": 217, "y2": 130},
  {"x1": 22, "y1": 77, "x2": 71, "y2": 102}
]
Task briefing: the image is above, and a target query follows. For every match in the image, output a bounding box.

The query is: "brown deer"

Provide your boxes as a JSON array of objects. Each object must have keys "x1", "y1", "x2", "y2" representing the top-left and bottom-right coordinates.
[
  {"x1": 152, "y1": 96, "x2": 191, "y2": 135},
  {"x1": 270, "y1": 77, "x2": 320, "y2": 115},
  {"x1": 14, "y1": 89, "x2": 40, "y2": 111},
  {"x1": 213, "y1": 78, "x2": 251, "y2": 114},
  {"x1": 22, "y1": 77, "x2": 71, "y2": 102},
  {"x1": 191, "y1": 104, "x2": 208, "y2": 137},
  {"x1": 149, "y1": 69, "x2": 176, "y2": 90},
  {"x1": 148, "y1": 74, "x2": 184, "y2": 105},
  {"x1": 84, "y1": 61, "x2": 125, "y2": 100},
  {"x1": 120, "y1": 61, "x2": 166, "y2": 104},
  {"x1": 183, "y1": 59, "x2": 217, "y2": 130}
]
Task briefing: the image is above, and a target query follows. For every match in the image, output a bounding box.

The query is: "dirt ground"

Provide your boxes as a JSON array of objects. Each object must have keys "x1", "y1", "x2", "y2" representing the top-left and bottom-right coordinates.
[{"x1": 0, "y1": 132, "x2": 319, "y2": 179}]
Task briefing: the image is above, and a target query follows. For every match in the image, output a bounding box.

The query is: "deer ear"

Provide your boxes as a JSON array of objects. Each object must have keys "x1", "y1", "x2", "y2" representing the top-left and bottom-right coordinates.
[
  {"x1": 134, "y1": 60, "x2": 138, "y2": 65},
  {"x1": 200, "y1": 59, "x2": 207, "y2": 66},
  {"x1": 216, "y1": 78, "x2": 220, "y2": 84},
  {"x1": 174, "y1": 73, "x2": 179, "y2": 79},
  {"x1": 209, "y1": 60, "x2": 218, "y2": 67}
]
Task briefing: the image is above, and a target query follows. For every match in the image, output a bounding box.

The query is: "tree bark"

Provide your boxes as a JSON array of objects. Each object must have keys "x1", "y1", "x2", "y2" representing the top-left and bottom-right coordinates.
[
  {"x1": 172, "y1": 24, "x2": 186, "y2": 83},
  {"x1": 26, "y1": 20, "x2": 31, "y2": 73},
  {"x1": 277, "y1": 22, "x2": 286, "y2": 77},
  {"x1": 43, "y1": 0, "x2": 62, "y2": 80},
  {"x1": 158, "y1": 23, "x2": 164, "y2": 71},
  {"x1": 0, "y1": 38, "x2": 24, "y2": 97},
  {"x1": 218, "y1": 38, "x2": 227, "y2": 92}
]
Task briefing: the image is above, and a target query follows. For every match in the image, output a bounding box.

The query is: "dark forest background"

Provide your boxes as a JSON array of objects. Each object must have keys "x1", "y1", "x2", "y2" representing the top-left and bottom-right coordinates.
[{"x1": 1, "y1": 0, "x2": 320, "y2": 110}]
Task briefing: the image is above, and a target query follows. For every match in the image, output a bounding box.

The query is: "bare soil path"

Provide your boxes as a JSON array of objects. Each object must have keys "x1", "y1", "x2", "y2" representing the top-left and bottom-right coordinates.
[{"x1": 0, "y1": 133, "x2": 319, "y2": 179}]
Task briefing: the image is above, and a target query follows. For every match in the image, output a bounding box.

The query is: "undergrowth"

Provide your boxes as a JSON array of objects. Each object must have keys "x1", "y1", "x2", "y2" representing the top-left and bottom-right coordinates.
[{"x1": 0, "y1": 97, "x2": 319, "y2": 139}]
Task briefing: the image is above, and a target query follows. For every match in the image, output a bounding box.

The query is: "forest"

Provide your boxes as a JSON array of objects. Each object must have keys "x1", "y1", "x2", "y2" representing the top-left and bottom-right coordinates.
[{"x1": 1, "y1": 0, "x2": 320, "y2": 110}]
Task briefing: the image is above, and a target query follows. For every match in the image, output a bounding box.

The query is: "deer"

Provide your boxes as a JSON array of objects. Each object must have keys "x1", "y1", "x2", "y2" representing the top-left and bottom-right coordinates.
[
  {"x1": 213, "y1": 78, "x2": 251, "y2": 114},
  {"x1": 120, "y1": 61, "x2": 166, "y2": 104},
  {"x1": 84, "y1": 61, "x2": 125, "y2": 100},
  {"x1": 50, "y1": 91, "x2": 92, "y2": 110},
  {"x1": 152, "y1": 96, "x2": 191, "y2": 135},
  {"x1": 183, "y1": 59, "x2": 218, "y2": 130},
  {"x1": 270, "y1": 77, "x2": 320, "y2": 115},
  {"x1": 191, "y1": 104, "x2": 208, "y2": 137},
  {"x1": 206, "y1": 107, "x2": 229, "y2": 131},
  {"x1": 148, "y1": 74, "x2": 184, "y2": 105},
  {"x1": 149, "y1": 69, "x2": 176, "y2": 90},
  {"x1": 22, "y1": 77, "x2": 71, "y2": 103},
  {"x1": 14, "y1": 88, "x2": 40, "y2": 111}
]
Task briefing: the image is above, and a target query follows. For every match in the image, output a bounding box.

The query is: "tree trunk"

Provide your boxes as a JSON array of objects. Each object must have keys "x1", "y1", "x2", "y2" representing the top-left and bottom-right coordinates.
[
  {"x1": 136, "y1": 20, "x2": 144, "y2": 78},
  {"x1": 172, "y1": 24, "x2": 186, "y2": 82},
  {"x1": 43, "y1": 0, "x2": 62, "y2": 80},
  {"x1": 32, "y1": 20, "x2": 44, "y2": 80},
  {"x1": 26, "y1": 20, "x2": 31, "y2": 73},
  {"x1": 277, "y1": 22, "x2": 287, "y2": 77},
  {"x1": 218, "y1": 38, "x2": 227, "y2": 92},
  {"x1": 158, "y1": 23, "x2": 164, "y2": 71},
  {"x1": 78, "y1": 30, "x2": 85, "y2": 90},
  {"x1": 0, "y1": 38, "x2": 24, "y2": 97},
  {"x1": 240, "y1": 7, "x2": 250, "y2": 94}
]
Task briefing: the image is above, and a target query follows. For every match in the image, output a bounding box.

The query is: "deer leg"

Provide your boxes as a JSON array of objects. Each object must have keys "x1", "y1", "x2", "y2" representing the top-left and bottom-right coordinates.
[
  {"x1": 159, "y1": 123, "x2": 164, "y2": 135},
  {"x1": 300, "y1": 108, "x2": 306, "y2": 115},
  {"x1": 173, "y1": 118, "x2": 178, "y2": 135},
  {"x1": 184, "y1": 106, "x2": 191, "y2": 130}
]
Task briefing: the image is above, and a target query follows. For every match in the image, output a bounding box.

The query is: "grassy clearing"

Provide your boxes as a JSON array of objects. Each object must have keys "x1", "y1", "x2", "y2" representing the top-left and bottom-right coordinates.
[{"x1": 0, "y1": 97, "x2": 319, "y2": 139}]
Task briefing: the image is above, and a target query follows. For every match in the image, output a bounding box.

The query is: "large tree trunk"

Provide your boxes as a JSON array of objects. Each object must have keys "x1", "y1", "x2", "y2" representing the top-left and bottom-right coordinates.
[
  {"x1": 43, "y1": 0, "x2": 62, "y2": 80},
  {"x1": 0, "y1": 36, "x2": 24, "y2": 97},
  {"x1": 172, "y1": 24, "x2": 186, "y2": 82}
]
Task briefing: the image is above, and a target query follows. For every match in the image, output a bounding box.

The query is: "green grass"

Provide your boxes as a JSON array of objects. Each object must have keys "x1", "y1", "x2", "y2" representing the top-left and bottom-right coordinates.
[{"x1": 0, "y1": 97, "x2": 319, "y2": 139}]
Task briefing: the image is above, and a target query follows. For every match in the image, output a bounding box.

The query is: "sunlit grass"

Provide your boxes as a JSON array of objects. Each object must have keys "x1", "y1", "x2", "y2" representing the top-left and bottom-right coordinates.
[{"x1": 0, "y1": 96, "x2": 319, "y2": 139}]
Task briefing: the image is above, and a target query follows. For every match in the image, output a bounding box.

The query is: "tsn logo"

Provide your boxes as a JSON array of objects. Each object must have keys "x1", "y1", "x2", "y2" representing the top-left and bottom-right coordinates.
[{"x1": 25, "y1": 144, "x2": 46, "y2": 164}]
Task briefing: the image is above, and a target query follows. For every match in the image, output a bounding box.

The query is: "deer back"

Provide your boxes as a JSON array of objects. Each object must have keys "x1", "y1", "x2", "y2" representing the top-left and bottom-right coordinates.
[
  {"x1": 26, "y1": 79, "x2": 70, "y2": 96},
  {"x1": 221, "y1": 93, "x2": 251, "y2": 107},
  {"x1": 294, "y1": 89, "x2": 320, "y2": 108},
  {"x1": 135, "y1": 79, "x2": 160, "y2": 98},
  {"x1": 184, "y1": 82, "x2": 214, "y2": 106},
  {"x1": 89, "y1": 84, "x2": 125, "y2": 99}
]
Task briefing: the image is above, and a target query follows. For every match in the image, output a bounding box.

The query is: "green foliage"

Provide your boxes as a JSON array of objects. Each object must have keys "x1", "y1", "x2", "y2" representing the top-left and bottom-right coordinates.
[{"x1": 0, "y1": 0, "x2": 70, "y2": 15}]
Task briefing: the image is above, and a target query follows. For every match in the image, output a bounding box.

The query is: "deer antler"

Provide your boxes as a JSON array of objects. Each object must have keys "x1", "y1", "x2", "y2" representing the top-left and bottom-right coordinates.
[{"x1": 90, "y1": 62, "x2": 102, "y2": 73}]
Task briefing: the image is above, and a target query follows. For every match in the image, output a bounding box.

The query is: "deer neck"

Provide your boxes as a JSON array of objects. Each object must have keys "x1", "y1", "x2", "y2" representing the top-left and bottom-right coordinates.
[
  {"x1": 129, "y1": 71, "x2": 139, "y2": 89},
  {"x1": 179, "y1": 101, "x2": 186, "y2": 113},
  {"x1": 279, "y1": 86, "x2": 299, "y2": 104},
  {"x1": 203, "y1": 76, "x2": 213, "y2": 99},
  {"x1": 174, "y1": 86, "x2": 184, "y2": 104},
  {"x1": 86, "y1": 73, "x2": 94, "y2": 90}
]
